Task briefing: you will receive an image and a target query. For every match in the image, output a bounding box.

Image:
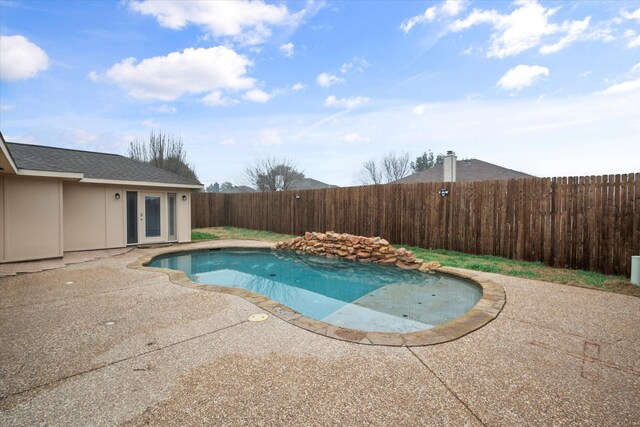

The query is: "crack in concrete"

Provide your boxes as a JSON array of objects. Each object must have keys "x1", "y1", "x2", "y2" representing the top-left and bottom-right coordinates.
[
  {"x1": 528, "y1": 340, "x2": 639, "y2": 377},
  {"x1": 502, "y1": 315, "x2": 637, "y2": 350},
  {"x1": 0, "y1": 320, "x2": 249, "y2": 400},
  {"x1": 0, "y1": 249, "x2": 135, "y2": 278},
  {"x1": 407, "y1": 347, "x2": 487, "y2": 427}
]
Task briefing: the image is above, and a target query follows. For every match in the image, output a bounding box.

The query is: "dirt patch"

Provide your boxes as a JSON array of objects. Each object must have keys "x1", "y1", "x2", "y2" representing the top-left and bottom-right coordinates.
[{"x1": 601, "y1": 280, "x2": 640, "y2": 297}]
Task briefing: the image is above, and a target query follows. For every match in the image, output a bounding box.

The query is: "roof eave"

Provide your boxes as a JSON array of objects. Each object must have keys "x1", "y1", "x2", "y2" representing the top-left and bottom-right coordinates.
[
  {"x1": 79, "y1": 177, "x2": 203, "y2": 189},
  {"x1": 16, "y1": 169, "x2": 84, "y2": 179},
  {"x1": 0, "y1": 133, "x2": 19, "y2": 174}
]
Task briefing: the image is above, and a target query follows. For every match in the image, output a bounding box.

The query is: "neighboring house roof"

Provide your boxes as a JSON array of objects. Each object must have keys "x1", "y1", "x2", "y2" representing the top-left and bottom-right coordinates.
[
  {"x1": 218, "y1": 178, "x2": 336, "y2": 193},
  {"x1": 4, "y1": 141, "x2": 202, "y2": 187},
  {"x1": 288, "y1": 177, "x2": 337, "y2": 190},
  {"x1": 392, "y1": 159, "x2": 533, "y2": 184},
  {"x1": 219, "y1": 185, "x2": 257, "y2": 193}
]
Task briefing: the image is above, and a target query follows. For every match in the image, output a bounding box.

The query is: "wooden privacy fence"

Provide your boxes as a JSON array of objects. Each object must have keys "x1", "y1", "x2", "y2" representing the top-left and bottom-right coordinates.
[{"x1": 192, "y1": 174, "x2": 639, "y2": 276}]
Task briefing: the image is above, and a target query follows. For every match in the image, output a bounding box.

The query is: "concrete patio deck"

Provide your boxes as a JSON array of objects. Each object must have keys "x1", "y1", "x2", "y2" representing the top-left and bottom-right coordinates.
[{"x1": 0, "y1": 240, "x2": 638, "y2": 426}]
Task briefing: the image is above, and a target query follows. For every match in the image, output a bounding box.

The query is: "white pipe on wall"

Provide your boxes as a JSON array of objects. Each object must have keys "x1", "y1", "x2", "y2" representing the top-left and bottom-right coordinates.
[{"x1": 631, "y1": 256, "x2": 640, "y2": 286}]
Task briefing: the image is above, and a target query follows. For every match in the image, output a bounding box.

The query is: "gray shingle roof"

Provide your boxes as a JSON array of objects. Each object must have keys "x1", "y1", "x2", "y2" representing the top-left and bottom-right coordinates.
[
  {"x1": 6, "y1": 142, "x2": 202, "y2": 186},
  {"x1": 288, "y1": 177, "x2": 337, "y2": 190},
  {"x1": 219, "y1": 185, "x2": 257, "y2": 193},
  {"x1": 392, "y1": 159, "x2": 533, "y2": 184}
]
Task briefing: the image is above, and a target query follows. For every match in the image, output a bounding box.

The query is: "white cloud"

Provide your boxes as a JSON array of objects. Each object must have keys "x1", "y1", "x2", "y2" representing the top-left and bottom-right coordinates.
[
  {"x1": 441, "y1": 0, "x2": 465, "y2": 17},
  {"x1": 462, "y1": 45, "x2": 475, "y2": 55},
  {"x1": 279, "y1": 42, "x2": 294, "y2": 57},
  {"x1": 325, "y1": 95, "x2": 370, "y2": 109},
  {"x1": 627, "y1": 33, "x2": 640, "y2": 48},
  {"x1": 597, "y1": 62, "x2": 640, "y2": 95},
  {"x1": 62, "y1": 129, "x2": 99, "y2": 146},
  {"x1": 242, "y1": 89, "x2": 271, "y2": 103},
  {"x1": 342, "y1": 133, "x2": 370, "y2": 143},
  {"x1": 291, "y1": 82, "x2": 306, "y2": 91},
  {"x1": 98, "y1": 46, "x2": 255, "y2": 101},
  {"x1": 540, "y1": 17, "x2": 590, "y2": 54},
  {"x1": 316, "y1": 72, "x2": 345, "y2": 87},
  {"x1": 149, "y1": 104, "x2": 177, "y2": 114},
  {"x1": 400, "y1": 0, "x2": 466, "y2": 32},
  {"x1": 340, "y1": 57, "x2": 370, "y2": 74},
  {"x1": 258, "y1": 128, "x2": 281, "y2": 146},
  {"x1": 0, "y1": 104, "x2": 16, "y2": 111},
  {"x1": 401, "y1": 6, "x2": 437, "y2": 33},
  {"x1": 0, "y1": 35, "x2": 49, "y2": 81},
  {"x1": 497, "y1": 65, "x2": 549, "y2": 93},
  {"x1": 621, "y1": 7, "x2": 640, "y2": 24},
  {"x1": 129, "y1": 0, "x2": 303, "y2": 45},
  {"x1": 142, "y1": 119, "x2": 161, "y2": 128},
  {"x1": 449, "y1": 1, "x2": 594, "y2": 58},
  {"x1": 202, "y1": 90, "x2": 232, "y2": 106},
  {"x1": 219, "y1": 137, "x2": 236, "y2": 145},
  {"x1": 87, "y1": 71, "x2": 100, "y2": 82},
  {"x1": 412, "y1": 104, "x2": 435, "y2": 115},
  {"x1": 602, "y1": 78, "x2": 640, "y2": 94}
]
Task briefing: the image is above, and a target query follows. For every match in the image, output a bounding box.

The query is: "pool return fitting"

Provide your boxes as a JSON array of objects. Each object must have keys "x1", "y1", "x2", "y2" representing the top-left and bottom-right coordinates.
[{"x1": 248, "y1": 313, "x2": 269, "y2": 322}]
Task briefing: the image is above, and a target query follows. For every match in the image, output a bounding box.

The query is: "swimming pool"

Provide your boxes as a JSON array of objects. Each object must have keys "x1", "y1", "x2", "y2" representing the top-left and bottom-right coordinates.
[{"x1": 149, "y1": 249, "x2": 482, "y2": 333}]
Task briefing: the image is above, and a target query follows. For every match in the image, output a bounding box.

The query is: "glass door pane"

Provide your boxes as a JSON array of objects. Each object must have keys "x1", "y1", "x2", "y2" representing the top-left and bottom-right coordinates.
[
  {"x1": 168, "y1": 193, "x2": 176, "y2": 240},
  {"x1": 126, "y1": 192, "x2": 138, "y2": 244},
  {"x1": 145, "y1": 196, "x2": 161, "y2": 237}
]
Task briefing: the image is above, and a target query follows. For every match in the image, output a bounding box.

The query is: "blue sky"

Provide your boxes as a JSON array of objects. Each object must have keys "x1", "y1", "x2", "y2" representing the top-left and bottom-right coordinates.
[{"x1": 1, "y1": 0, "x2": 639, "y2": 187}]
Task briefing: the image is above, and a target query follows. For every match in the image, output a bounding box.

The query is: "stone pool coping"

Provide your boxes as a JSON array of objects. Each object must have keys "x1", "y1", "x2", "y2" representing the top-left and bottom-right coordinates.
[{"x1": 128, "y1": 241, "x2": 506, "y2": 347}]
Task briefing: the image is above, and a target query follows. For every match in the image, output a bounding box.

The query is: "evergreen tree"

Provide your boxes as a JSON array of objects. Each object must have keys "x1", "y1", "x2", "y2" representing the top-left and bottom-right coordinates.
[{"x1": 411, "y1": 150, "x2": 444, "y2": 173}]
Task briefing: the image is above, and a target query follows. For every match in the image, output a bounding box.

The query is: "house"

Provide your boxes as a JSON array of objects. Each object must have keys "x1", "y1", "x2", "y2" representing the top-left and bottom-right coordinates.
[
  {"x1": 0, "y1": 132, "x2": 203, "y2": 263},
  {"x1": 217, "y1": 177, "x2": 336, "y2": 193},
  {"x1": 219, "y1": 185, "x2": 257, "y2": 193},
  {"x1": 392, "y1": 151, "x2": 533, "y2": 184},
  {"x1": 288, "y1": 177, "x2": 337, "y2": 190}
]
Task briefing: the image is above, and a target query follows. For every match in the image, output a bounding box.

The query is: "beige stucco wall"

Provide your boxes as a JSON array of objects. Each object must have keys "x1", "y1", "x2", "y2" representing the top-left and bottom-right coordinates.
[
  {"x1": 0, "y1": 175, "x2": 4, "y2": 261},
  {"x1": 1, "y1": 175, "x2": 63, "y2": 262},
  {"x1": 63, "y1": 183, "x2": 126, "y2": 252},
  {"x1": 177, "y1": 191, "x2": 191, "y2": 243},
  {"x1": 106, "y1": 186, "x2": 126, "y2": 248},
  {"x1": 1, "y1": 176, "x2": 193, "y2": 262},
  {"x1": 64, "y1": 184, "x2": 191, "y2": 252}
]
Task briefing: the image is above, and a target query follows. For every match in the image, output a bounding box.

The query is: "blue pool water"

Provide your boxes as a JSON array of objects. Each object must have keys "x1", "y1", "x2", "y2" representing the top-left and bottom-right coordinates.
[{"x1": 149, "y1": 249, "x2": 482, "y2": 333}]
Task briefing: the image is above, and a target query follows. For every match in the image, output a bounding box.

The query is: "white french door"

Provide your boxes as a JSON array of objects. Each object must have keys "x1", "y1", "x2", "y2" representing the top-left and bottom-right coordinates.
[{"x1": 139, "y1": 192, "x2": 164, "y2": 244}]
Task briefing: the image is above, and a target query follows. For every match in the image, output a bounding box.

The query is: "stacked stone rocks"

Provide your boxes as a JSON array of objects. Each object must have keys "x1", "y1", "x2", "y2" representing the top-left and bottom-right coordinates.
[{"x1": 275, "y1": 231, "x2": 441, "y2": 272}]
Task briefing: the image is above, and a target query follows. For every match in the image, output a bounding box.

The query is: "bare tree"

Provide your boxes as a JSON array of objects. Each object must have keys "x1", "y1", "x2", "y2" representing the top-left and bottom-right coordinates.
[
  {"x1": 128, "y1": 131, "x2": 198, "y2": 181},
  {"x1": 357, "y1": 159, "x2": 383, "y2": 185},
  {"x1": 245, "y1": 157, "x2": 304, "y2": 192},
  {"x1": 358, "y1": 152, "x2": 412, "y2": 185},
  {"x1": 382, "y1": 152, "x2": 411, "y2": 182}
]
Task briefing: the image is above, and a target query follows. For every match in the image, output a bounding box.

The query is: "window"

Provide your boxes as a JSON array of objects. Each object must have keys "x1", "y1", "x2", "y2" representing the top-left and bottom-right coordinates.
[
  {"x1": 145, "y1": 196, "x2": 161, "y2": 237},
  {"x1": 168, "y1": 193, "x2": 176, "y2": 240}
]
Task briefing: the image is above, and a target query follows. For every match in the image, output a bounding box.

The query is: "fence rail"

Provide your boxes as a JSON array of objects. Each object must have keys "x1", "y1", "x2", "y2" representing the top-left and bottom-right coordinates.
[{"x1": 192, "y1": 174, "x2": 639, "y2": 276}]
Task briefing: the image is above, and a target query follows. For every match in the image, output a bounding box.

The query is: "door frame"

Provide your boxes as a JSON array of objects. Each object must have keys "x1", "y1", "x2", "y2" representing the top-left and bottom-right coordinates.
[{"x1": 138, "y1": 192, "x2": 165, "y2": 244}]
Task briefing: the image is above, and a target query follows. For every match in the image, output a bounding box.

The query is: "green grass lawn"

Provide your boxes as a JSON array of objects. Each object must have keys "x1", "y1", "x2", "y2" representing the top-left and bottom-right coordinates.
[
  {"x1": 192, "y1": 226, "x2": 295, "y2": 243},
  {"x1": 191, "y1": 230, "x2": 220, "y2": 241},
  {"x1": 191, "y1": 227, "x2": 638, "y2": 297}
]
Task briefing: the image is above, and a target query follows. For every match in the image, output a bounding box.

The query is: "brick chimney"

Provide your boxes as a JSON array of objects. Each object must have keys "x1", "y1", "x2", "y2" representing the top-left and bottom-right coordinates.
[{"x1": 443, "y1": 150, "x2": 457, "y2": 182}]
